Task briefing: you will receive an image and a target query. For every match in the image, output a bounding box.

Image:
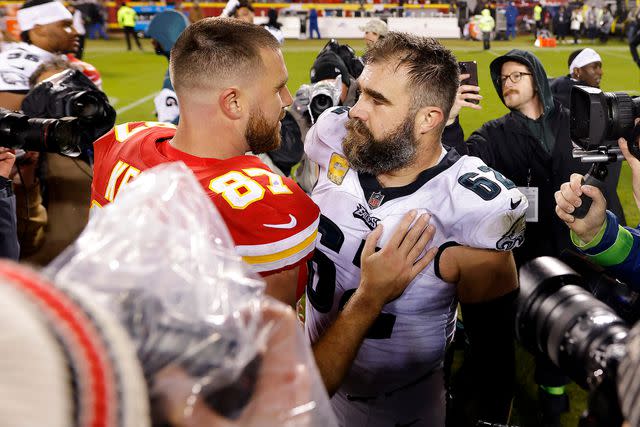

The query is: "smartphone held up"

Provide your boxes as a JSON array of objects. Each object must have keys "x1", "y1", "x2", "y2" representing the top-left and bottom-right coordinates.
[{"x1": 458, "y1": 61, "x2": 480, "y2": 105}]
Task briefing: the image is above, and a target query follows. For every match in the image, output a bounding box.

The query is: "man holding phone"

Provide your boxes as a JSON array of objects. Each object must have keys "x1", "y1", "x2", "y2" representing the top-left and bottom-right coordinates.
[{"x1": 446, "y1": 49, "x2": 625, "y2": 426}]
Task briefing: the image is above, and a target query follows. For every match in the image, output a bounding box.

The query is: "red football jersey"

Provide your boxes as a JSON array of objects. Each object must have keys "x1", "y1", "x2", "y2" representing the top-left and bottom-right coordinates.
[{"x1": 91, "y1": 122, "x2": 319, "y2": 281}]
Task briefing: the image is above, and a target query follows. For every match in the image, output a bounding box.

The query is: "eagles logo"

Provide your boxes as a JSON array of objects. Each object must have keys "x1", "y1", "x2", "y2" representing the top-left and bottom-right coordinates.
[
  {"x1": 327, "y1": 152, "x2": 349, "y2": 185},
  {"x1": 352, "y1": 204, "x2": 380, "y2": 230},
  {"x1": 496, "y1": 214, "x2": 526, "y2": 251}
]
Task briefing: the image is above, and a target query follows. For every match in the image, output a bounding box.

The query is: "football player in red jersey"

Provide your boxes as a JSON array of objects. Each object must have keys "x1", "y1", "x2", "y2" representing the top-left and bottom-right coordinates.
[{"x1": 90, "y1": 18, "x2": 320, "y2": 307}]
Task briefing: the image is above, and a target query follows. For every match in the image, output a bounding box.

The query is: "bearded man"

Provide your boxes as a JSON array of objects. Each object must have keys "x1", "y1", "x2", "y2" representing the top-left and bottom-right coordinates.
[
  {"x1": 304, "y1": 33, "x2": 527, "y2": 427},
  {"x1": 90, "y1": 18, "x2": 320, "y2": 308}
]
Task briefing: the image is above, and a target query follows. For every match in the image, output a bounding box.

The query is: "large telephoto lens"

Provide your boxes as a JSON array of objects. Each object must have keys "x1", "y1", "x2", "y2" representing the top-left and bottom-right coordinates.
[{"x1": 516, "y1": 257, "x2": 628, "y2": 390}]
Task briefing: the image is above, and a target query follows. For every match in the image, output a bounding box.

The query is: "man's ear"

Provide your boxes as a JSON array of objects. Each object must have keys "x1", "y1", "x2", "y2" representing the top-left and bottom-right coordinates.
[
  {"x1": 219, "y1": 88, "x2": 243, "y2": 120},
  {"x1": 417, "y1": 106, "x2": 445, "y2": 134}
]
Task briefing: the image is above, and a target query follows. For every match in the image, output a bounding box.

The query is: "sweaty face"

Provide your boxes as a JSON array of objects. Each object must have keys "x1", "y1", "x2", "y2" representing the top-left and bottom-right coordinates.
[
  {"x1": 245, "y1": 107, "x2": 283, "y2": 154},
  {"x1": 500, "y1": 61, "x2": 536, "y2": 112},
  {"x1": 575, "y1": 61, "x2": 603, "y2": 88},
  {"x1": 42, "y1": 20, "x2": 78, "y2": 53},
  {"x1": 343, "y1": 112, "x2": 419, "y2": 175}
]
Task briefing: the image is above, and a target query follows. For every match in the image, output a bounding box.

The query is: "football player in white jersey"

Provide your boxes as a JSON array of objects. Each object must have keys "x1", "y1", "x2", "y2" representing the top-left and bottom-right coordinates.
[
  {"x1": 305, "y1": 33, "x2": 528, "y2": 426},
  {"x1": 0, "y1": 0, "x2": 78, "y2": 110}
]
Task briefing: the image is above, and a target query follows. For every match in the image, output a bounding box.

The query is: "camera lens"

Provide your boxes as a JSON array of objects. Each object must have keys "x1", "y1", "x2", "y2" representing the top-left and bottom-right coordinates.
[
  {"x1": 516, "y1": 257, "x2": 628, "y2": 390},
  {"x1": 68, "y1": 92, "x2": 104, "y2": 120},
  {"x1": 310, "y1": 94, "x2": 334, "y2": 119}
]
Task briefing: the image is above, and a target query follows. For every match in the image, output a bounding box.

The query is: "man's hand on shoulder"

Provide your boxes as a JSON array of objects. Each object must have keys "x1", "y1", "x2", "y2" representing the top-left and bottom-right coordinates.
[
  {"x1": 358, "y1": 210, "x2": 437, "y2": 308},
  {"x1": 555, "y1": 173, "x2": 607, "y2": 244}
]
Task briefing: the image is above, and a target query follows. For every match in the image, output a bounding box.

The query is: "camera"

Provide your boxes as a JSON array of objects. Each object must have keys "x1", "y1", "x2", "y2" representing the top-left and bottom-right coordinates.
[
  {"x1": 571, "y1": 85, "x2": 640, "y2": 153},
  {"x1": 0, "y1": 109, "x2": 86, "y2": 157},
  {"x1": 19, "y1": 69, "x2": 116, "y2": 152},
  {"x1": 293, "y1": 76, "x2": 342, "y2": 123},
  {"x1": 516, "y1": 256, "x2": 632, "y2": 426},
  {"x1": 568, "y1": 86, "x2": 640, "y2": 218}
]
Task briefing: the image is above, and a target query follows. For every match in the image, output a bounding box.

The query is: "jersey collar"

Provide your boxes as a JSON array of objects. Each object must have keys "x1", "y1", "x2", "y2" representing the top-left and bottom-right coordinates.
[{"x1": 357, "y1": 146, "x2": 461, "y2": 208}]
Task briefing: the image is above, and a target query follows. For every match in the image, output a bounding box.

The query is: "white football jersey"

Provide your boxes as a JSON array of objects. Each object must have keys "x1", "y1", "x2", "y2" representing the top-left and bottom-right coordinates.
[
  {"x1": 154, "y1": 88, "x2": 180, "y2": 123},
  {"x1": 0, "y1": 43, "x2": 60, "y2": 92},
  {"x1": 305, "y1": 107, "x2": 527, "y2": 396}
]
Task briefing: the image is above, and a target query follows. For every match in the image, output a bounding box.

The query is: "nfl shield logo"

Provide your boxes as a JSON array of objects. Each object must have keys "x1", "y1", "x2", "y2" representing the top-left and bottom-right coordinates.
[{"x1": 367, "y1": 191, "x2": 384, "y2": 209}]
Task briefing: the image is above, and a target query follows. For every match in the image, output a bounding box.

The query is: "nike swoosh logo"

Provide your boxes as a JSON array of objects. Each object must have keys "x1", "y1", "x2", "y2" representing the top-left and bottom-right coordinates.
[
  {"x1": 263, "y1": 214, "x2": 297, "y2": 229},
  {"x1": 510, "y1": 198, "x2": 522, "y2": 210},
  {"x1": 11, "y1": 65, "x2": 24, "y2": 71}
]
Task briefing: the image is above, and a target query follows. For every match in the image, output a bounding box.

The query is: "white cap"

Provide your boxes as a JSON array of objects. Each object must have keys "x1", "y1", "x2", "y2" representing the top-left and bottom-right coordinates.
[
  {"x1": 17, "y1": 1, "x2": 73, "y2": 32},
  {"x1": 569, "y1": 48, "x2": 602, "y2": 74}
]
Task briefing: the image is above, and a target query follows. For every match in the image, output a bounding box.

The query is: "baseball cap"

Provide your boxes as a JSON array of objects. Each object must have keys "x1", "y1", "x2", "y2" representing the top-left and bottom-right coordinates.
[{"x1": 360, "y1": 18, "x2": 388, "y2": 36}]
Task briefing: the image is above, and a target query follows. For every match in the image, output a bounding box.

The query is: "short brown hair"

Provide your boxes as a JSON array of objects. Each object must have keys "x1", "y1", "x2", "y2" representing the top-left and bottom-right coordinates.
[
  {"x1": 363, "y1": 32, "x2": 459, "y2": 126},
  {"x1": 169, "y1": 17, "x2": 280, "y2": 93}
]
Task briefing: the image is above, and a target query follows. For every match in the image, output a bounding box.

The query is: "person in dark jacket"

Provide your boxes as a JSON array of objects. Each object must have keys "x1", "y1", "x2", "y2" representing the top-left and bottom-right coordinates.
[
  {"x1": 553, "y1": 5, "x2": 570, "y2": 42},
  {"x1": 547, "y1": 48, "x2": 625, "y2": 229},
  {"x1": 446, "y1": 49, "x2": 625, "y2": 427},
  {"x1": 549, "y1": 48, "x2": 604, "y2": 109}
]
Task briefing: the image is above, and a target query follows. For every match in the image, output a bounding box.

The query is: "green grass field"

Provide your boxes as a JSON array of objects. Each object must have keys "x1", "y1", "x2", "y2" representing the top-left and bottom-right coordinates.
[{"x1": 86, "y1": 35, "x2": 640, "y2": 426}]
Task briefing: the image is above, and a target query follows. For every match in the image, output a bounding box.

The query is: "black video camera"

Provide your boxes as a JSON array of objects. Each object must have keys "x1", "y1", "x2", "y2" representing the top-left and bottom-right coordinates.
[
  {"x1": 17, "y1": 69, "x2": 116, "y2": 155},
  {"x1": 568, "y1": 86, "x2": 640, "y2": 218},
  {"x1": 516, "y1": 256, "x2": 640, "y2": 427},
  {"x1": 571, "y1": 85, "x2": 640, "y2": 156}
]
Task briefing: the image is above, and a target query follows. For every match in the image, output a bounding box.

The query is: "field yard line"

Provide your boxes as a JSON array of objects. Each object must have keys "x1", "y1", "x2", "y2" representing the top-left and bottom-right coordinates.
[
  {"x1": 603, "y1": 50, "x2": 633, "y2": 60},
  {"x1": 116, "y1": 92, "x2": 159, "y2": 115}
]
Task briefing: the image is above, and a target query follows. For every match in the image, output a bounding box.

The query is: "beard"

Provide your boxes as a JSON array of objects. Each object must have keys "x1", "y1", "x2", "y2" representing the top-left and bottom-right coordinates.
[
  {"x1": 342, "y1": 115, "x2": 419, "y2": 175},
  {"x1": 245, "y1": 108, "x2": 282, "y2": 154}
]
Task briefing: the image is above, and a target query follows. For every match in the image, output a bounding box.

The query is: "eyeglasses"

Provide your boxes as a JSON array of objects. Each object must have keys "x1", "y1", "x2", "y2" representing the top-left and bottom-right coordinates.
[{"x1": 499, "y1": 71, "x2": 533, "y2": 85}]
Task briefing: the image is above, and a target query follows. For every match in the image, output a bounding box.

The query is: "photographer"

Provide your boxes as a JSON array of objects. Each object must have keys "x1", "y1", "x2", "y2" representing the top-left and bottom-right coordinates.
[
  {"x1": 293, "y1": 41, "x2": 362, "y2": 191},
  {"x1": 555, "y1": 131, "x2": 640, "y2": 290},
  {"x1": 446, "y1": 49, "x2": 624, "y2": 425}
]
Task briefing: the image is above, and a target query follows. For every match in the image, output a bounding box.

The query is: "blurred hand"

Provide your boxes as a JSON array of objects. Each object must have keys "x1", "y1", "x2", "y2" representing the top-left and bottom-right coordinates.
[
  {"x1": 0, "y1": 148, "x2": 15, "y2": 179},
  {"x1": 155, "y1": 302, "x2": 316, "y2": 427},
  {"x1": 10, "y1": 151, "x2": 39, "y2": 187},
  {"x1": 555, "y1": 173, "x2": 607, "y2": 243},
  {"x1": 358, "y1": 210, "x2": 437, "y2": 306},
  {"x1": 446, "y1": 73, "x2": 482, "y2": 126}
]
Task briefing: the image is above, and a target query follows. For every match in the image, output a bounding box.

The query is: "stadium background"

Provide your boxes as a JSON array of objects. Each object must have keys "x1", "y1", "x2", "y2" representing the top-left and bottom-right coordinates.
[{"x1": 87, "y1": 34, "x2": 638, "y2": 425}]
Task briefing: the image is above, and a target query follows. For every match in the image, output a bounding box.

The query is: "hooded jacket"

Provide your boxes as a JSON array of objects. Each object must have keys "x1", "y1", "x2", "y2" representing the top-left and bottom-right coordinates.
[
  {"x1": 479, "y1": 8, "x2": 495, "y2": 32},
  {"x1": 445, "y1": 49, "x2": 625, "y2": 267}
]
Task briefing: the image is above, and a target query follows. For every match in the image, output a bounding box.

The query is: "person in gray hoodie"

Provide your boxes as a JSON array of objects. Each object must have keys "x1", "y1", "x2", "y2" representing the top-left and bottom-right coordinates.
[{"x1": 446, "y1": 49, "x2": 625, "y2": 426}]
